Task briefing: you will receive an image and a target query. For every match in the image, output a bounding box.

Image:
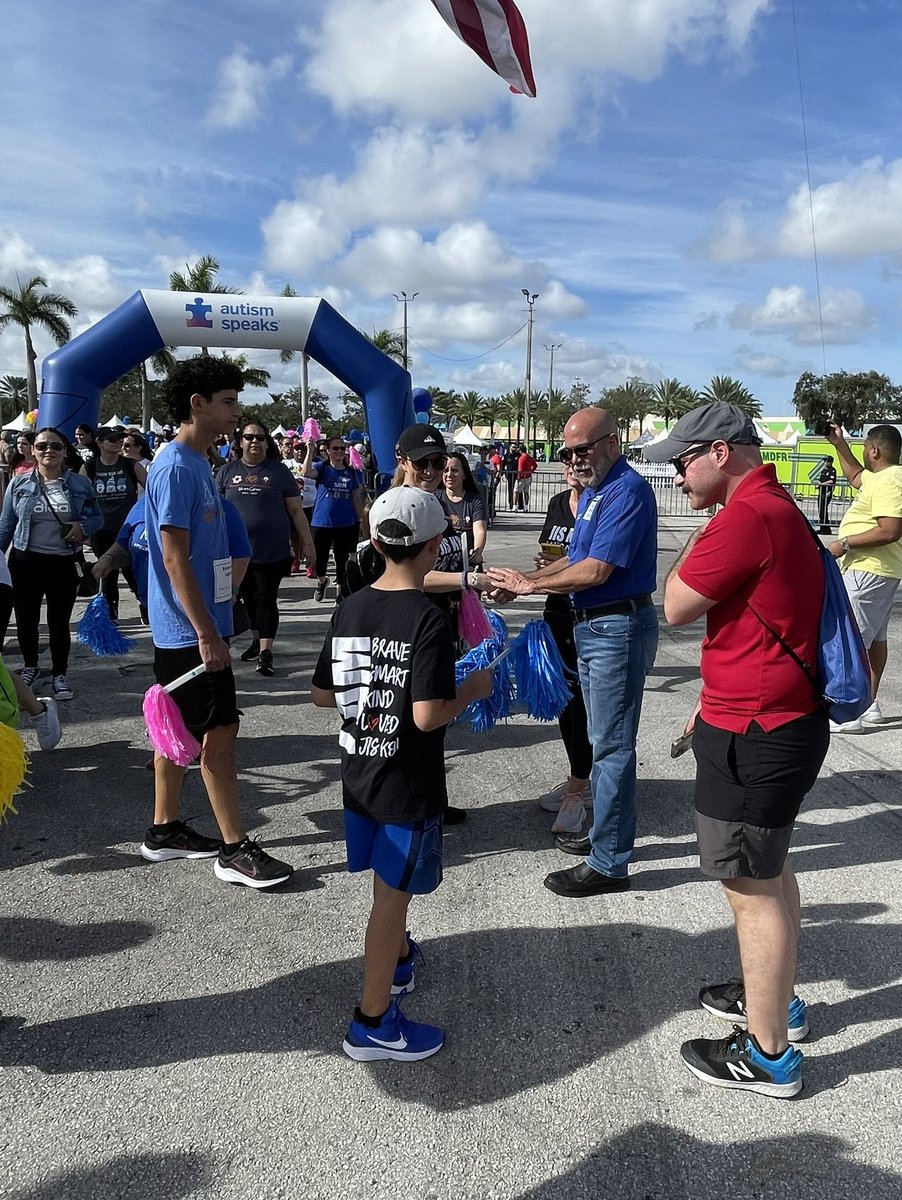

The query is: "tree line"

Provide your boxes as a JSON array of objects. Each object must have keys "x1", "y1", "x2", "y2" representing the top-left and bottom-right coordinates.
[{"x1": 3, "y1": 261, "x2": 902, "y2": 438}]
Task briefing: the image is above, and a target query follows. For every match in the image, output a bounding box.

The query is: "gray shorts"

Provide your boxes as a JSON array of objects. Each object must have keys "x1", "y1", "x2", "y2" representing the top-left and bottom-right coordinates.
[
  {"x1": 844, "y1": 570, "x2": 900, "y2": 644},
  {"x1": 693, "y1": 712, "x2": 829, "y2": 880}
]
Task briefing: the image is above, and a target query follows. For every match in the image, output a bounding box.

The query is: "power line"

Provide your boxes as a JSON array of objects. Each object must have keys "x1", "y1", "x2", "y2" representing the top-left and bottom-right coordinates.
[{"x1": 408, "y1": 322, "x2": 528, "y2": 363}]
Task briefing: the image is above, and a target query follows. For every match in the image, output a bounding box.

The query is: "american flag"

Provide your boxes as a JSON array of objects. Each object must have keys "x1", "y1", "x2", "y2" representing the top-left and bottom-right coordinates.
[{"x1": 430, "y1": 0, "x2": 536, "y2": 97}]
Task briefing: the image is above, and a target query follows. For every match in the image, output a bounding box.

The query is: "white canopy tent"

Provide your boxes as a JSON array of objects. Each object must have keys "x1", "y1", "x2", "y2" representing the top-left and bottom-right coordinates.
[
  {"x1": 2, "y1": 410, "x2": 29, "y2": 432},
  {"x1": 448, "y1": 423, "x2": 484, "y2": 447},
  {"x1": 100, "y1": 414, "x2": 126, "y2": 427},
  {"x1": 272, "y1": 424, "x2": 287, "y2": 437},
  {"x1": 149, "y1": 417, "x2": 165, "y2": 434}
]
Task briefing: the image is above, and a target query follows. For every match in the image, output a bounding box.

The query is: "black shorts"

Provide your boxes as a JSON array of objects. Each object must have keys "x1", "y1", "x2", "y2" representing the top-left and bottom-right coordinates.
[
  {"x1": 693, "y1": 711, "x2": 829, "y2": 880},
  {"x1": 152, "y1": 646, "x2": 240, "y2": 738}
]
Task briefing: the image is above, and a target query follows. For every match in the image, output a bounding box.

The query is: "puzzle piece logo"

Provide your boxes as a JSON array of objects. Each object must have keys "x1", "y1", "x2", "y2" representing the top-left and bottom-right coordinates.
[{"x1": 185, "y1": 297, "x2": 213, "y2": 329}]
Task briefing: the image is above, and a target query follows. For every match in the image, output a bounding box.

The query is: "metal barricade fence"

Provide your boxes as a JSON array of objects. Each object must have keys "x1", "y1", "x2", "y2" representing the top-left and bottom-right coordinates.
[{"x1": 494, "y1": 464, "x2": 853, "y2": 527}]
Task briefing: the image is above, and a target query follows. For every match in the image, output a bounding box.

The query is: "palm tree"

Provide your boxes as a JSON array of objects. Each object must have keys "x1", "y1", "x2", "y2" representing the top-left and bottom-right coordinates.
[
  {"x1": 651, "y1": 378, "x2": 698, "y2": 429},
  {"x1": 498, "y1": 390, "x2": 525, "y2": 441},
  {"x1": 454, "y1": 390, "x2": 485, "y2": 428},
  {"x1": 481, "y1": 394, "x2": 502, "y2": 439},
  {"x1": 366, "y1": 328, "x2": 406, "y2": 364},
  {"x1": 218, "y1": 351, "x2": 271, "y2": 391},
  {"x1": 700, "y1": 375, "x2": 762, "y2": 417},
  {"x1": 0, "y1": 375, "x2": 28, "y2": 426},
  {"x1": 0, "y1": 276, "x2": 78, "y2": 406},
  {"x1": 168, "y1": 256, "x2": 239, "y2": 358}
]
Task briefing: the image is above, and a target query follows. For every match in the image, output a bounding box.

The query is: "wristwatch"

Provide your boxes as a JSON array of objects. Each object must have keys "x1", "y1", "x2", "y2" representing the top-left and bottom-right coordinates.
[{"x1": 840, "y1": 536, "x2": 851, "y2": 553}]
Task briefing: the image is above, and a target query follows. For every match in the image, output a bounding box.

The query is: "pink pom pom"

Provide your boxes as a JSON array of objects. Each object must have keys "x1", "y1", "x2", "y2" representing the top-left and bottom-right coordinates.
[
  {"x1": 143, "y1": 685, "x2": 201, "y2": 766},
  {"x1": 348, "y1": 446, "x2": 365, "y2": 470},
  {"x1": 459, "y1": 586, "x2": 493, "y2": 648},
  {"x1": 301, "y1": 418, "x2": 322, "y2": 444}
]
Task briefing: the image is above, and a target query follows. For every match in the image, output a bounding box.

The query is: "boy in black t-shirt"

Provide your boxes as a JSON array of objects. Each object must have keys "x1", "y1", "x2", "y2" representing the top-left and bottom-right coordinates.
[{"x1": 312, "y1": 487, "x2": 492, "y2": 1062}]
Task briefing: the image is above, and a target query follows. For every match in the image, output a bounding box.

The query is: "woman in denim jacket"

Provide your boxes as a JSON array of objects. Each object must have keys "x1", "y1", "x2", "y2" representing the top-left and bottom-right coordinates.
[{"x1": 0, "y1": 427, "x2": 103, "y2": 702}]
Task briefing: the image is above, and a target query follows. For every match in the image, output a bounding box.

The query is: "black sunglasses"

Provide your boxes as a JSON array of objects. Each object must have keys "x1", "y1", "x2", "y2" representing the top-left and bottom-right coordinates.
[
  {"x1": 670, "y1": 443, "x2": 712, "y2": 477},
  {"x1": 413, "y1": 454, "x2": 447, "y2": 470},
  {"x1": 242, "y1": 433, "x2": 266, "y2": 442},
  {"x1": 559, "y1": 434, "x2": 614, "y2": 463},
  {"x1": 34, "y1": 441, "x2": 64, "y2": 452}
]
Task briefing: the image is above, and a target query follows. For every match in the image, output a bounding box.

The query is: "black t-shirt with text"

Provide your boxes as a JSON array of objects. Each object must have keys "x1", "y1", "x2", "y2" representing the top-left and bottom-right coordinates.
[
  {"x1": 92, "y1": 457, "x2": 138, "y2": 531},
  {"x1": 539, "y1": 488, "x2": 578, "y2": 619},
  {"x1": 312, "y1": 587, "x2": 457, "y2": 822}
]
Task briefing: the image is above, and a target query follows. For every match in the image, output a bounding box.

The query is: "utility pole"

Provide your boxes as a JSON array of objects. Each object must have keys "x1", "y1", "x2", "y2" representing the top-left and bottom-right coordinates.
[
  {"x1": 392, "y1": 290, "x2": 419, "y2": 371},
  {"x1": 522, "y1": 289, "x2": 539, "y2": 448},
  {"x1": 300, "y1": 352, "x2": 309, "y2": 423}
]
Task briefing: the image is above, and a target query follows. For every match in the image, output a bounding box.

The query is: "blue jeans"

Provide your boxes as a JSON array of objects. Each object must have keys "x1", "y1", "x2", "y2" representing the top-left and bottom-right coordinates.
[{"x1": 575, "y1": 608, "x2": 659, "y2": 878}]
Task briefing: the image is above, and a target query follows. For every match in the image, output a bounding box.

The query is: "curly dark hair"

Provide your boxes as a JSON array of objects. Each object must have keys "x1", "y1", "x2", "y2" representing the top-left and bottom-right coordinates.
[
  {"x1": 161, "y1": 355, "x2": 245, "y2": 424},
  {"x1": 229, "y1": 419, "x2": 280, "y2": 462}
]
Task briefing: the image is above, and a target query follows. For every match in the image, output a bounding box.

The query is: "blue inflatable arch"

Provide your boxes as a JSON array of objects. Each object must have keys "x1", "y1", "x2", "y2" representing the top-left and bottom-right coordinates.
[{"x1": 39, "y1": 290, "x2": 415, "y2": 474}]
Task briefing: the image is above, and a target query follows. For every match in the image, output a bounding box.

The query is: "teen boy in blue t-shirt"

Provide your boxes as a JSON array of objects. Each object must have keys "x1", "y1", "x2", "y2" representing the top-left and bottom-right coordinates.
[{"x1": 312, "y1": 487, "x2": 492, "y2": 1061}]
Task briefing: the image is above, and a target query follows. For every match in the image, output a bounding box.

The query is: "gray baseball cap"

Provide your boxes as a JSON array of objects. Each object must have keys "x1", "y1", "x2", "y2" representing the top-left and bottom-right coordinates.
[{"x1": 643, "y1": 401, "x2": 762, "y2": 462}]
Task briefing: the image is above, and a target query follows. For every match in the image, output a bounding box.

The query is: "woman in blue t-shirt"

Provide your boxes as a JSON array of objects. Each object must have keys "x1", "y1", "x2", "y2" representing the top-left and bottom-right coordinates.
[{"x1": 303, "y1": 437, "x2": 364, "y2": 603}]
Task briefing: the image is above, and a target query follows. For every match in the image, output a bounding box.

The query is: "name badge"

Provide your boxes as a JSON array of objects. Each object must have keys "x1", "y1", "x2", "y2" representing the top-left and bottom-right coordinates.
[{"x1": 213, "y1": 557, "x2": 232, "y2": 604}]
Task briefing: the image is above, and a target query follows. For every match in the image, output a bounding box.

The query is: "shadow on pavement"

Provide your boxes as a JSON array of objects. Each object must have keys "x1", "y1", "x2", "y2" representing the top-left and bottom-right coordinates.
[
  {"x1": 0, "y1": 917, "x2": 157, "y2": 962},
  {"x1": 8, "y1": 1150, "x2": 213, "y2": 1200}
]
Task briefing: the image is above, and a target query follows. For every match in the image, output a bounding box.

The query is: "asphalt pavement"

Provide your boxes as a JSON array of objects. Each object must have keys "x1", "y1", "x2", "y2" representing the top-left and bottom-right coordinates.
[{"x1": 1, "y1": 497, "x2": 900, "y2": 1200}]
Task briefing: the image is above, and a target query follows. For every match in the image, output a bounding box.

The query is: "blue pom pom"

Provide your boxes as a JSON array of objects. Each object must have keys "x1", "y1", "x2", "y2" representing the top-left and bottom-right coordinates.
[
  {"x1": 454, "y1": 615, "x2": 513, "y2": 733},
  {"x1": 511, "y1": 619, "x2": 571, "y2": 721},
  {"x1": 77, "y1": 595, "x2": 134, "y2": 657}
]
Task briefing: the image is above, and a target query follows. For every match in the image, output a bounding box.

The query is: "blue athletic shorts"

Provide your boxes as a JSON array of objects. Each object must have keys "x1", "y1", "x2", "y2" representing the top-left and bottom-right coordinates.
[{"x1": 344, "y1": 810, "x2": 444, "y2": 895}]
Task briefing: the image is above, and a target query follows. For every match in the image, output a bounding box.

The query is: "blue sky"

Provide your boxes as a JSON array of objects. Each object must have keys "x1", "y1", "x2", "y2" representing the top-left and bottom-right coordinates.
[{"x1": 3, "y1": 0, "x2": 902, "y2": 415}]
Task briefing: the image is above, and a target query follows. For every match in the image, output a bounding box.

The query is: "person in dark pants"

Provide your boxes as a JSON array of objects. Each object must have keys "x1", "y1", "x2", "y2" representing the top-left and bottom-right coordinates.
[
  {"x1": 535, "y1": 462, "x2": 592, "y2": 835},
  {"x1": 816, "y1": 455, "x2": 837, "y2": 533},
  {"x1": 501, "y1": 447, "x2": 519, "y2": 510},
  {"x1": 303, "y1": 436, "x2": 364, "y2": 603},
  {"x1": 0, "y1": 428, "x2": 103, "y2": 701},
  {"x1": 216, "y1": 421, "x2": 314, "y2": 675},
  {"x1": 86, "y1": 428, "x2": 144, "y2": 620}
]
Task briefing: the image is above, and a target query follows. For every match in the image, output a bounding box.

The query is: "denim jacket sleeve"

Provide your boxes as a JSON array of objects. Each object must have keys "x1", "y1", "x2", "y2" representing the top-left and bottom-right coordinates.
[{"x1": 0, "y1": 478, "x2": 17, "y2": 553}]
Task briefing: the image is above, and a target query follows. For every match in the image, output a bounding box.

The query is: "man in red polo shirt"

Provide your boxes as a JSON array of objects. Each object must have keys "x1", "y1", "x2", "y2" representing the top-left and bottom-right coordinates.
[{"x1": 646, "y1": 402, "x2": 828, "y2": 1098}]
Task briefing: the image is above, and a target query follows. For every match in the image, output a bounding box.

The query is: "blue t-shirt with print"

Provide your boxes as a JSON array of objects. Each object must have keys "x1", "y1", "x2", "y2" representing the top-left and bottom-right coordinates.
[
  {"x1": 311, "y1": 461, "x2": 362, "y2": 528},
  {"x1": 145, "y1": 441, "x2": 233, "y2": 648},
  {"x1": 567, "y1": 457, "x2": 658, "y2": 607}
]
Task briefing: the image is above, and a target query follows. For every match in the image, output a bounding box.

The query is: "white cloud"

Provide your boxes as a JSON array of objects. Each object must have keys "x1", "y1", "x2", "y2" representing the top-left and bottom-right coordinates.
[
  {"x1": 729, "y1": 284, "x2": 877, "y2": 345},
  {"x1": 778, "y1": 157, "x2": 902, "y2": 258},
  {"x1": 205, "y1": 47, "x2": 292, "y2": 130},
  {"x1": 697, "y1": 200, "x2": 761, "y2": 262},
  {"x1": 733, "y1": 344, "x2": 799, "y2": 378}
]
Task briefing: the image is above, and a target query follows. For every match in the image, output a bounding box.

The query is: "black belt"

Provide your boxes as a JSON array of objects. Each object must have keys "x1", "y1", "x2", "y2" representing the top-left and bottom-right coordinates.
[{"x1": 571, "y1": 595, "x2": 653, "y2": 622}]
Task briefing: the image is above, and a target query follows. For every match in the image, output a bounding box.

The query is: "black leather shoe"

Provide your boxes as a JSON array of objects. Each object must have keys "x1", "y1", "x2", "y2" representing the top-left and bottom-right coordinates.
[
  {"x1": 444, "y1": 806, "x2": 467, "y2": 824},
  {"x1": 554, "y1": 833, "x2": 591, "y2": 856},
  {"x1": 544, "y1": 861, "x2": 630, "y2": 897}
]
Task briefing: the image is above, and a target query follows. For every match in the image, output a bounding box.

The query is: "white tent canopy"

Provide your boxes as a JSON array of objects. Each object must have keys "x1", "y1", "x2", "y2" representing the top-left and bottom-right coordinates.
[
  {"x1": 448, "y1": 423, "x2": 484, "y2": 447},
  {"x1": 2, "y1": 410, "x2": 29, "y2": 432},
  {"x1": 272, "y1": 424, "x2": 287, "y2": 437},
  {"x1": 149, "y1": 417, "x2": 165, "y2": 433},
  {"x1": 100, "y1": 414, "x2": 125, "y2": 427}
]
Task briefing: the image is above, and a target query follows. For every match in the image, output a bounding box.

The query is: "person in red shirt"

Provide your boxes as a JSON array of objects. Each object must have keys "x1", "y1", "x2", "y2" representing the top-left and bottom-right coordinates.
[
  {"x1": 647, "y1": 402, "x2": 829, "y2": 1099},
  {"x1": 514, "y1": 445, "x2": 537, "y2": 511}
]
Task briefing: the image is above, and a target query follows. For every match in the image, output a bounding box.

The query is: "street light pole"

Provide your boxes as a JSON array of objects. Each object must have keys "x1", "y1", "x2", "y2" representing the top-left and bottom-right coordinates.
[
  {"x1": 544, "y1": 342, "x2": 562, "y2": 450},
  {"x1": 392, "y1": 290, "x2": 419, "y2": 371},
  {"x1": 522, "y1": 289, "x2": 538, "y2": 448}
]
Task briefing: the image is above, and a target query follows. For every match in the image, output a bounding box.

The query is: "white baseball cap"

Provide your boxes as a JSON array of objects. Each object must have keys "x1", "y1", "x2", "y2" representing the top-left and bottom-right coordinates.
[{"x1": 370, "y1": 486, "x2": 447, "y2": 546}]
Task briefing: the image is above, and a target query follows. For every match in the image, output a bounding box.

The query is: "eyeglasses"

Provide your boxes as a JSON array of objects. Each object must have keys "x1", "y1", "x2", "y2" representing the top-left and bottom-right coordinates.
[
  {"x1": 100, "y1": 436, "x2": 123, "y2": 444},
  {"x1": 328, "y1": 445, "x2": 346, "y2": 453},
  {"x1": 242, "y1": 433, "x2": 266, "y2": 442},
  {"x1": 670, "y1": 443, "x2": 712, "y2": 477},
  {"x1": 413, "y1": 454, "x2": 447, "y2": 470},
  {"x1": 559, "y1": 435, "x2": 615, "y2": 463},
  {"x1": 34, "y1": 441, "x2": 64, "y2": 452}
]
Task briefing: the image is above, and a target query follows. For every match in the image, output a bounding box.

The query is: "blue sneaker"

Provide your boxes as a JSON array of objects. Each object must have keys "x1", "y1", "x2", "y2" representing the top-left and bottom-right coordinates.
[
  {"x1": 699, "y1": 979, "x2": 809, "y2": 1042},
  {"x1": 681, "y1": 1027, "x2": 803, "y2": 1097},
  {"x1": 342, "y1": 998, "x2": 444, "y2": 1062},
  {"x1": 391, "y1": 933, "x2": 422, "y2": 996}
]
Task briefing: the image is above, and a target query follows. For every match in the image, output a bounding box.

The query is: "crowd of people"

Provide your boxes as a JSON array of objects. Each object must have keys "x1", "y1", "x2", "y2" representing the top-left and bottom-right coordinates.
[{"x1": 4, "y1": 355, "x2": 899, "y2": 1098}]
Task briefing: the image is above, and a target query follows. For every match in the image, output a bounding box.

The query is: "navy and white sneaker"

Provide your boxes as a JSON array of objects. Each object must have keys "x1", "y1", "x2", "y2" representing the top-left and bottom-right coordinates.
[
  {"x1": 342, "y1": 998, "x2": 444, "y2": 1062},
  {"x1": 699, "y1": 978, "x2": 809, "y2": 1042},
  {"x1": 213, "y1": 838, "x2": 293, "y2": 889},
  {"x1": 141, "y1": 821, "x2": 221, "y2": 862},
  {"x1": 391, "y1": 933, "x2": 422, "y2": 996},
  {"x1": 681, "y1": 1026, "x2": 803, "y2": 1097}
]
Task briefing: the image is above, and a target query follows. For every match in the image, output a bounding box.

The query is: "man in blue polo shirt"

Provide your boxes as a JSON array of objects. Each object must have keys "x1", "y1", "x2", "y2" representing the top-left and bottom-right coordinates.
[{"x1": 489, "y1": 407, "x2": 658, "y2": 895}]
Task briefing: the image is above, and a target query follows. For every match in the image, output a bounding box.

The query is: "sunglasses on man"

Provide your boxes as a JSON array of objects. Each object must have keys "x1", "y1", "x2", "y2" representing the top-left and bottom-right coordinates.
[
  {"x1": 559, "y1": 434, "x2": 616, "y2": 463},
  {"x1": 413, "y1": 454, "x2": 447, "y2": 470},
  {"x1": 242, "y1": 433, "x2": 266, "y2": 442},
  {"x1": 669, "y1": 443, "x2": 713, "y2": 477}
]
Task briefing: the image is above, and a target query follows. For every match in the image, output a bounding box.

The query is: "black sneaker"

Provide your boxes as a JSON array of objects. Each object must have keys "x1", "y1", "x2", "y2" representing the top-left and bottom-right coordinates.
[
  {"x1": 680, "y1": 1026, "x2": 803, "y2": 1097},
  {"x1": 314, "y1": 578, "x2": 328, "y2": 603},
  {"x1": 256, "y1": 649, "x2": 274, "y2": 676},
  {"x1": 140, "y1": 821, "x2": 221, "y2": 862},
  {"x1": 213, "y1": 838, "x2": 293, "y2": 889},
  {"x1": 240, "y1": 639, "x2": 260, "y2": 662},
  {"x1": 699, "y1": 979, "x2": 809, "y2": 1042}
]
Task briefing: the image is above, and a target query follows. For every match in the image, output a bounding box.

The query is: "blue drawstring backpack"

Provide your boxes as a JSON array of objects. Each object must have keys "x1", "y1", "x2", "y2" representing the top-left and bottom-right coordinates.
[{"x1": 749, "y1": 518, "x2": 871, "y2": 725}]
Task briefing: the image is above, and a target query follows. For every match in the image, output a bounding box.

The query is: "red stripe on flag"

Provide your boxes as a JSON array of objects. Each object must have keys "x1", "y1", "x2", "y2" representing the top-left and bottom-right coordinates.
[
  {"x1": 432, "y1": 0, "x2": 536, "y2": 97},
  {"x1": 446, "y1": 0, "x2": 496, "y2": 73}
]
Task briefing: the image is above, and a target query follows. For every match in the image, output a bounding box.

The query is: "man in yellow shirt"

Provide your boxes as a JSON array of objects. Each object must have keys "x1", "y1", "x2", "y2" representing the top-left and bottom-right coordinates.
[{"x1": 826, "y1": 422, "x2": 902, "y2": 731}]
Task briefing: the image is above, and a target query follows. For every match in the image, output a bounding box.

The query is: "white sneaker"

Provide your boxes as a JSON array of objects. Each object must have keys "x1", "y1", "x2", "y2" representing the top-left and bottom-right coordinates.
[
  {"x1": 539, "y1": 781, "x2": 569, "y2": 813},
  {"x1": 29, "y1": 697, "x2": 61, "y2": 751},
  {"x1": 551, "y1": 792, "x2": 587, "y2": 834},
  {"x1": 861, "y1": 700, "x2": 885, "y2": 724},
  {"x1": 829, "y1": 717, "x2": 864, "y2": 734}
]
